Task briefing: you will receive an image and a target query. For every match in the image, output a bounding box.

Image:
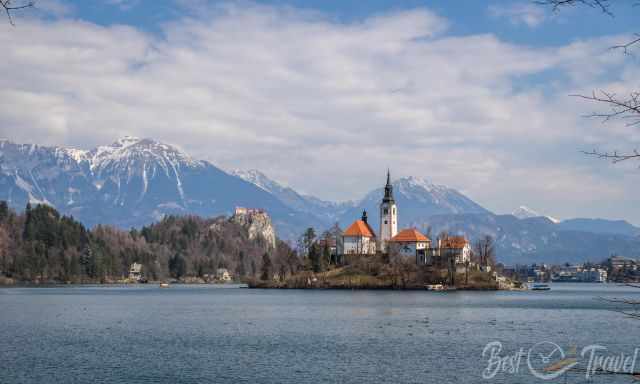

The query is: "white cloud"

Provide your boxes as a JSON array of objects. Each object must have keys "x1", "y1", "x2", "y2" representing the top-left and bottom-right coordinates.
[
  {"x1": 0, "y1": 4, "x2": 638, "y2": 223},
  {"x1": 104, "y1": 0, "x2": 140, "y2": 11},
  {"x1": 488, "y1": 3, "x2": 547, "y2": 28}
]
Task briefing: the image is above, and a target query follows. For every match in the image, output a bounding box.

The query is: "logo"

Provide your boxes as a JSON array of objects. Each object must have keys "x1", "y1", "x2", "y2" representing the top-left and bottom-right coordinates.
[
  {"x1": 482, "y1": 341, "x2": 639, "y2": 381},
  {"x1": 527, "y1": 341, "x2": 578, "y2": 380}
]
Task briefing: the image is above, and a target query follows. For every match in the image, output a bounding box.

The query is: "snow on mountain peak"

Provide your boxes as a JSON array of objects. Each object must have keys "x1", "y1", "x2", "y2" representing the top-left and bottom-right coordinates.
[
  {"x1": 88, "y1": 137, "x2": 200, "y2": 173},
  {"x1": 231, "y1": 169, "x2": 284, "y2": 193},
  {"x1": 512, "y1": 206, "x2": 540, "y2": 219},
  {"x1": 512, "y1": 206, "x2": 560, "y2": 223},
  {"x1": 397, "y1": 176, "x2": 440, "y2": 192},
  {"x1": 113, "y1": 135, "x2": 141, "y2": 148}
]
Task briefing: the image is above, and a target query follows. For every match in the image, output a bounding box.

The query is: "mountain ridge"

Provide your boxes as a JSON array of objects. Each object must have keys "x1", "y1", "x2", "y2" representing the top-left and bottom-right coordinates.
[{"x1": 2, "y1": 137, "x2": 639, "y2": 264}]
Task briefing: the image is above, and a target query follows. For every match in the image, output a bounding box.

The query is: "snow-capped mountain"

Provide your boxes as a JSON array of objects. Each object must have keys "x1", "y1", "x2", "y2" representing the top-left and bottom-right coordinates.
[
  {"x1": 0, "y1": 137, "x2": 311, "y2": 238},
  {"x1": 512, "y1": 205, "x2": 560, "y2": 223},
  {"x1": 1, "y1": 137, "x2": 638, "y2": 263},
  {"x1": 338, "y1": 176, "x2": 490, "y2": 229},
  {"x1": 232, "y1": 169, "x2": 353, "y2": 226}
]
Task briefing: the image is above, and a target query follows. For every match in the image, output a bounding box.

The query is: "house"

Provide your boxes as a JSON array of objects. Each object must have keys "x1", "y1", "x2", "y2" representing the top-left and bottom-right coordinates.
[
  {"x1": 216, "y1": 268, "x2": 232, "y2": 282},
  {"x1": 438, "y1": 236, "x2": 472, "y2": 264},
  {"x1": 342, "y1": 211, "x2": 377, "y2": 255},
  {"x1": 609, "y1": 256, "x2": 638, "y2": 271},
  {"x1": 577, "y1": 268, "x2": 608, "y2": 283},
  {"x1": 128, "y1": 262, "x2": 143, "y2": 281},
  {"x1": 319, "y1": 236, "x2": 339, "y2": 257},
  {"x1": 388, "y1": 228, "x2": 431, "y2": 262}
]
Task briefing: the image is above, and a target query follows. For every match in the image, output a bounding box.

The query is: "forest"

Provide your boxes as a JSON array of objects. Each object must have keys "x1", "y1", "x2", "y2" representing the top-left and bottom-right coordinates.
[{"x1": 0, "y1": 202, "x2": 299, "y2": 284}]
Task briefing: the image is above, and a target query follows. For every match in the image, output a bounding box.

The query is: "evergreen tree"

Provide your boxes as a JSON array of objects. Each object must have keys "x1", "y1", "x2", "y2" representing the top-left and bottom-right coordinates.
[
  {"x1": 309, "y1": 243, "x2": 324, "y2": 273},
  {"x1": 237, "y1": 251, "x2": 246, "y2": 278},
  {"x1": 0, "y1": 201, "x2": 8, "y2": 222},
  {"x1": 260, "y1": 252, "x2": 272, "y2": 281},
  {"x1": 169, "y1": 253, "x2": 186, "y2": 279}
]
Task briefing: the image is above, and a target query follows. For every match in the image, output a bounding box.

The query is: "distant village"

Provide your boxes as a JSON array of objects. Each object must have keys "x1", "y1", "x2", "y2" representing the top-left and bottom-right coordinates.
[{"x1": 505, "y1": 255, "x2": 639, "y2": 284}]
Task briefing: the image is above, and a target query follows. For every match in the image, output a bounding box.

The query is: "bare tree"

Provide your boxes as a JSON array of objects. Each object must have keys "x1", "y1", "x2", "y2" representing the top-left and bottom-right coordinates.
[
  {"x1": 537, "y1": 0, "x2": 640, "y2": 164},
  {"x1": 1, "y1": 0, "x2": 34, "y2": 25},
  {"x1": 474, "y1": 235, "x2": 496, "y2": 269}
]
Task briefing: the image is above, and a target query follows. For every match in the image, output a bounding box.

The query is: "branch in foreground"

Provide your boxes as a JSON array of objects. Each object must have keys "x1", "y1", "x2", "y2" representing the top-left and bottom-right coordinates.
[
  {"x1": 1, "y1": 0, "x2": 34, "y2": 26},
  {"x1": 610, "y1": 34, "x2": 640, "y2": 56},
  {"x1": 572, "y1": 90, "x2": 640, "y2": 126},
  {"x1": 534, "y1": 0, "x2": 613, "y2": 16},
  {"x1": 582, "y1": 149, "x2": 640, "y2": 164}
]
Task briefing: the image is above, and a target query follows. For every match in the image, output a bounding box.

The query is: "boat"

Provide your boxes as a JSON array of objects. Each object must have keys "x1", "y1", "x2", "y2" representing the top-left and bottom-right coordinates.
[
  {"x1": 159, "y1": 282, "x2": 170, "y2": 288},
  {"x1": 531, "y1": 283, "x2": 551, "y2": 291},
  {"x1": 425, "y1": 284, "x2": 445, "y2": 291}
]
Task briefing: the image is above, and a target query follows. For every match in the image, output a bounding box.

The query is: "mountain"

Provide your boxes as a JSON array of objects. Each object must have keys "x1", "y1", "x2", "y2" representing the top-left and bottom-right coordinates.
[
  {"x1": 558, "y1": 218, "x2": 640, "y2": 237},
  {"x1": 512, "y1": 205, "x2": 560, "y2": 223},
  {"x1": 2, "y1": 137, "x2": 638, "y2": 264},
  {"x1": 232, "y1": 169, "x2": 353, "y2": 226},
  {"x1": 338, "y1": 176, "x2": 490, "y2": 229},
  {"x1": 0, "y1": 137, "x2": 311, "y2": 239},
  {"x1": 422, "y1": 213, "x2": 640, "y2": 265}
]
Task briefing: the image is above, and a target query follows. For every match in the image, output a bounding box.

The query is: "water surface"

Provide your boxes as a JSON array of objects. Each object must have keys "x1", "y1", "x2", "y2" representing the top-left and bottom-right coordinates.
[{"x1": 1, "y1": 283, "x2": 639, "y2": 383}]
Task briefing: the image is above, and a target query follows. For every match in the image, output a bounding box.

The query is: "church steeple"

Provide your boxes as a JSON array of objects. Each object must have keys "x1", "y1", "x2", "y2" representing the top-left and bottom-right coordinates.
[
  {"x1": 379, "y1": 169, "x2": 398, "y2": 252},
  {"x1": 383, "y1": 169, "x2": 394, "y2": 203}
]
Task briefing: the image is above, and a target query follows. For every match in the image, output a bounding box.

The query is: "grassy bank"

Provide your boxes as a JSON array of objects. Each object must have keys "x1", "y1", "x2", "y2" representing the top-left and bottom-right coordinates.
[{"x1": 247, "y1": 266, "x2": 505, "y2": 290}]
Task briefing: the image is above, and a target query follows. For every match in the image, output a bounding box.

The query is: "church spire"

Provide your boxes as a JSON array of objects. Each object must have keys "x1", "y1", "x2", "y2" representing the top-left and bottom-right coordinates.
[{"x1": 383, "y1": 169, "x2": 394, "y2": 203}]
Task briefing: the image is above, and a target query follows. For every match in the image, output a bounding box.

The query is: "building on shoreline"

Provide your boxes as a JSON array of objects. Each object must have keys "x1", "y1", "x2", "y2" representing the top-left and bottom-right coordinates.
[{"x1": 128, "y1": 262, "x2": 143, "y2": 281}]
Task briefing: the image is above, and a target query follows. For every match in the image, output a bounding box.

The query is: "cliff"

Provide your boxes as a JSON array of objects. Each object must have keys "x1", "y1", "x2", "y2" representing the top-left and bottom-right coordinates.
[{"x1": 230, "y1": 209, "x2": 277, "y2": 250}]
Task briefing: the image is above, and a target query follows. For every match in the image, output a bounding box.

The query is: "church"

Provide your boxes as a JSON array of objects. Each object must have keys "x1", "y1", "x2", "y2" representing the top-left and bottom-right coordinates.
[
  {"x1": 341, "y1": 170, "x2": 399, "y2": 255},
  {"x1": 339, "y1": 170, "x2": 471, "y2": 266}
]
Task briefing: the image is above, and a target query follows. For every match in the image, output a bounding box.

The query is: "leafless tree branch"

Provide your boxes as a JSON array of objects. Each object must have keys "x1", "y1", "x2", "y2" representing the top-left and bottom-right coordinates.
[
  {"x1": 1, "y1": 0, "x2": 34, "y2": 26},
  {"x1": 569, "y1": 90, "x2": 640, "y2": 163},
  {"x1": 534, "y1": 0, "x2": 613, "y2": 16},
  {"x1": 610, "y1": 34, "x2": 640, "y2": 55}
]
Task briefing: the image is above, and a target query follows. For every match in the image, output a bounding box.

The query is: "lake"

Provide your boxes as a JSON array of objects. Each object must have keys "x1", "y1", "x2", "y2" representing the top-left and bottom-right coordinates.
[{"x1": 1, "y1": 284, "x2": 639, "y2": 383}]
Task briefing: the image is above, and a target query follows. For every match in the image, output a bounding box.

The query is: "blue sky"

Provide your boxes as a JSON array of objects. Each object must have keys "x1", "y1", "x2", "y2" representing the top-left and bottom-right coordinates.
[
  {"x1": 59, "y1": 0, "x2": 639, "y2": 46},
  {"x1": 2, "y1": 0, "x2": 640, "y2": 224}
]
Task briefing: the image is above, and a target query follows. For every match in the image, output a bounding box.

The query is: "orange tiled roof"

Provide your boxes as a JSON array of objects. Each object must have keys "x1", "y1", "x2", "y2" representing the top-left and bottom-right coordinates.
[
  {"x1": 343, "y1": 220, "x2": 376, "y2": 238},
  {"x1": 440, "y1": 236, "x2": 468, "y2": 249},
  {"x1": 390, "y1": 228, "x2": 429, "y2": 243}
]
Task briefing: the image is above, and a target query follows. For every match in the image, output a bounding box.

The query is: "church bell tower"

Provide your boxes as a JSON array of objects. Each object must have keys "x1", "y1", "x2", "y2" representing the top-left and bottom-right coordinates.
[{"x1": 379, "y1": 170, "x2": 398, "y2": 252}]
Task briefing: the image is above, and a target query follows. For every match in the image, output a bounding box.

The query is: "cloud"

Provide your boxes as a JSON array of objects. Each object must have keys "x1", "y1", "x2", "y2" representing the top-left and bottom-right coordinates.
[
  {"x1": 0, "y1": 3, "x2": 638, "y2": 223},
  {"x1": 104, "y1": 0, "x2": 140, "y2": 11},
  {"x1": 488, "y1": 3, "x2": 547, "y2": 27}
]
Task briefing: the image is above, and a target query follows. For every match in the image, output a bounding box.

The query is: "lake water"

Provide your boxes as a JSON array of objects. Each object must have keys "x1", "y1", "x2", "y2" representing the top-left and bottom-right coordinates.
[{"x1": 1, "y1": 284, "x2": 639, "y2": 383}]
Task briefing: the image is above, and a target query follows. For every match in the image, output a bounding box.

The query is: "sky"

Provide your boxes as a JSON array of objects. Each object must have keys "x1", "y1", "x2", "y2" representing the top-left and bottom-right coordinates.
[{"x1": 1, "y1": 0, "x2": 640, "y2": 224}]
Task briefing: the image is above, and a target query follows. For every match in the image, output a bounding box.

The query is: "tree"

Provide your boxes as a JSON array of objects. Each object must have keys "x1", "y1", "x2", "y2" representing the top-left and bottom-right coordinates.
[
  {"x1": 237, "y1": 251, "x2": 246, "y2": 278},
  {"x1": 169, "y1": 253, "x2": 186, "y2": 279},
  {"x1": 474, "y1": 235, "x2": 496, "y2": 269},
  {"x1": 298, "y1": 227, "x2": 316, "y2": 257},
  {"x1": 1, "y1": 0, "x2": 33, "y2": 25},
  {"x1": 537, "y1": 0, "x2": 640, "y2": 164},
  {"x1": 308, "y1": 243, "x2": 325, "y2": 273},
  {"x1": 260, "y1": 252, "x2": 272, "y2": 281}
]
